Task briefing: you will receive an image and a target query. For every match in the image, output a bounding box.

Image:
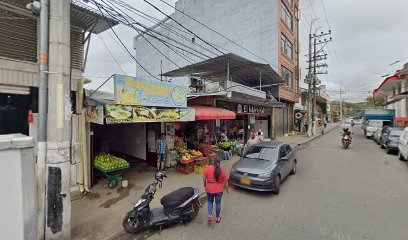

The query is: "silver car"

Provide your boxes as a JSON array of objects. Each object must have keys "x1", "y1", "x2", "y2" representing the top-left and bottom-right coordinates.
[
  {"x1": 373, "y1": 129, "x2": 382, "y2": 144},
  {"x1": 229, "y1": 142, "x2": 297, "y2": 194}
]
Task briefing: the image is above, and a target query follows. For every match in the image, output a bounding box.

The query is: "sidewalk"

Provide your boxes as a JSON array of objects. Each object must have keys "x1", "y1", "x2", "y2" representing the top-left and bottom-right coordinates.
[
  {"x1": 275, "y1": 123, "x2": 339, "y2": 148},
  {"x1": 71, "y1": 158, "x2": 237, "y2": 240},
  {"x1": 71, "y1": 125, "x2": 338, "y2": 239}
]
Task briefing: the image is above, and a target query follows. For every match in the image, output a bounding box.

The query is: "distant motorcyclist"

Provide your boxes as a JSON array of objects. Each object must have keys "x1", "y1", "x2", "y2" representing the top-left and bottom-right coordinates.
[
  {"x1": 341, "y1": 127, "x2": 352, "y2": 141},
  {"x1": 342, "y1": 127, "x2": 351, "y2": 136},
  {"x1": 341, "y1": 127, "x2": 352, "y2": 149}
]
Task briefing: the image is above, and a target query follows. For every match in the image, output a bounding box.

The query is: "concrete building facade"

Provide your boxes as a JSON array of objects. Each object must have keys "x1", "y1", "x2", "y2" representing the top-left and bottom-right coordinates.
[
  {"x1": 374, "y1": 63, "x2": 408, "y2": 126},
  {"x1": 134, "y1": 0, "x2": 300, "y2": 135}
]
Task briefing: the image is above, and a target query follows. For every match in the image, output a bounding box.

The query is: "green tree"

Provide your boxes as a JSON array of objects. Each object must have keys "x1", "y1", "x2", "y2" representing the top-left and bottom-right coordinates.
[{"x1": 366, "y1": 96, "x2": 385, "y2": 107}]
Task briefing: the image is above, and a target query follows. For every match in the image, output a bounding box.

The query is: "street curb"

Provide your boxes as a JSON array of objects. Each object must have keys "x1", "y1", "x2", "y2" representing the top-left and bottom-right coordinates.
[{"x1": 293, "y1": 125, "x2": 340, "y2": 149}]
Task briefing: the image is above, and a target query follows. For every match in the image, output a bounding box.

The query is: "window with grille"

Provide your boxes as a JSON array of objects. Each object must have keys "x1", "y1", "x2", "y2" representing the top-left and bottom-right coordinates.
[
  {"x1": 281, "y1": 34, "x2": 293, "y2": 60},
  {"x1": 281, "y1": 66, "x2": 293, "y2": 88},
  {"x1": 281, "y1": 3, "x2": 293, "y2": 31}
]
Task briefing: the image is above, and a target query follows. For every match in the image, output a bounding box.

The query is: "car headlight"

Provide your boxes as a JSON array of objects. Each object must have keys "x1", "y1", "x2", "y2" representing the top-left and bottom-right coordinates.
[{"x1": 258, "y1": 171, "x2": 272, "y2": 179}]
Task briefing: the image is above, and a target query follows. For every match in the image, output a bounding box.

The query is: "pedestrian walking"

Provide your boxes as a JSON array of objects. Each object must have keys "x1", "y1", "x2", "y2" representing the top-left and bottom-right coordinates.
[
  {"x1": 256, "y1": 129, "x2": 264, "y2": 142},
  {"x1": 203, "y1": 159, "x2": 229, "y2": 224},
  {"x1": 156, "y1": 133, "x2": 168, "y2": 171},
  {"x1": 220, "y1": 130, "x2": 228, "y2": 142},
  {"x1": 244, "y1": 132, "x2": 258, "y2": 154}
]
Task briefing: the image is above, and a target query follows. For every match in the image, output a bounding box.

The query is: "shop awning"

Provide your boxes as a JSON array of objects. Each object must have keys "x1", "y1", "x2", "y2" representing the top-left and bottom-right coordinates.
[
  {"x1": 193, "y1": 106, "x2": 236, "y2": 120},
  {"x1": 395, "y1": 117, "x2": 408, "y2": 122}
]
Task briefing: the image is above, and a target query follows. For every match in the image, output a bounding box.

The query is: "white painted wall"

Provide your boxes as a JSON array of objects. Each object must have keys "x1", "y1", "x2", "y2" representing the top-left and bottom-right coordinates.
[
  {"x1": 384, "y1": 83, "x2": 408, "y2": 118},
  {"x1": 255, "y1": 119, "x2": 269, "y2": 138},
  {"x1": 0, "y1": 134, "x2": 37, "y2": 240},
  {"x1": 134, "y1": 0, "x2": 279, "y2": 82}
]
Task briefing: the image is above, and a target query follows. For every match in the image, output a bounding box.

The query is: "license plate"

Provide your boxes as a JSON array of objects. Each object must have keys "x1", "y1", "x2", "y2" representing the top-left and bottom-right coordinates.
[{"x1": 240, "y1": 178, "x2": 251, "y2": 185}]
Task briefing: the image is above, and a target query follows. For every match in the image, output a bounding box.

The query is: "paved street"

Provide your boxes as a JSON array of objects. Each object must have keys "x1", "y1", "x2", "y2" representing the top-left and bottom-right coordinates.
[{"x1": 117, "y1": 126, "x2": 408, "y2": 240}]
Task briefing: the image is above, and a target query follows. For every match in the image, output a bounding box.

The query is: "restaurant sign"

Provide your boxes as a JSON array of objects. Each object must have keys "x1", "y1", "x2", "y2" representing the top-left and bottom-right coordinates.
[
  {"x1": 114, "y1": 74, "x2": 187, "y2": 108},
  {"x1": 105, "y1": 105, "x2": 195, "y2": 124},
  {"x1": 237, "y1": 104, "x2": 265, "y2": 114}
]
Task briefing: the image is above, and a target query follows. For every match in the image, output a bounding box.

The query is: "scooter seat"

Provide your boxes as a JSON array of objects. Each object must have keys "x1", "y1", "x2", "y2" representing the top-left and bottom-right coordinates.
[{"x1": 160, "y1": 187, "x2": 195, "y2": 211}]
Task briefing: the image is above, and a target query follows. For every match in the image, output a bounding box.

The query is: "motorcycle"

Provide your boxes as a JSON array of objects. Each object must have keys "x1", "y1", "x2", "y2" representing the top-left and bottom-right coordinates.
[
  {"x1": 122, "y1": 171, "x2": 201, "y2": 234},
  {"x1": 341, "y1": 133, "x2": 352, "y2": 149},
  {"x1": 351, "y1": 122, "x2": 355, "y2": 127}
]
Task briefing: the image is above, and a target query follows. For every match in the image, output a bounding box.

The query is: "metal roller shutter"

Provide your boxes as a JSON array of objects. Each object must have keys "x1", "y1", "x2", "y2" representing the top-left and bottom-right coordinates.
[
  {"x1": 283, "y1": 108, "x2": 289, "y2": 134},
  {"x1": 0, "y1": 9, "x2": 37, "y2": 62},
  {"x1": 71, "y1": 28, "x2": 84, "y2": 70},
  {"x1": 274, "y1": 108, "x2": 284, "y2": 137}
]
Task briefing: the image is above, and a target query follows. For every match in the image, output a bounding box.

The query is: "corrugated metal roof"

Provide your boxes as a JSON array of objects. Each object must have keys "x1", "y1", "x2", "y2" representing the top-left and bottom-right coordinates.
[
  {"x1": 0, "y1": 0, "x2": 118, "y2": 34},
  {"x1": 162, "y1": 53, "x2": 285, "y2": 87}
]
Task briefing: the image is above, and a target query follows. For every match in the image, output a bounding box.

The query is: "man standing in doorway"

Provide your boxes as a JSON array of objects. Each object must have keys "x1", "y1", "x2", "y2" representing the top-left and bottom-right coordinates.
[{"x1": 156, "y1": 133, "x2": 168, "y2": 171}]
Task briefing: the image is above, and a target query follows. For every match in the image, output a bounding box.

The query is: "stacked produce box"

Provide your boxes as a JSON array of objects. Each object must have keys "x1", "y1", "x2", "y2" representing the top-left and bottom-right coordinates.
[{"x1": 94, "y1": 153, "x2": 130, "y2": 171}]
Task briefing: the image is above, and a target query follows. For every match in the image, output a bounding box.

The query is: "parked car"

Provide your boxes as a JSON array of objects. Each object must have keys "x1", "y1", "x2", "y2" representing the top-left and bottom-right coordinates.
[
  {"x1": 381, "y1": 127, "x2": 403, "y2": 154},
  {"x1": 354, "y1": 119, "x2": 362, "y2": 125},
  {"x1": 365, "y1": 120, "x2": 392, "y2": 138},
  {"x1": 378, "y1": 126, "x2": 391, "y2": 145},
  {"x1": 373, "y1": 128, "x2": 382, "y2": 144},
  {"x1": 229, "y1": 142, "x2": 296, "y2": 194},
  {"x1": 397, "y1": 127, "x2": 408, "y2": 161}
]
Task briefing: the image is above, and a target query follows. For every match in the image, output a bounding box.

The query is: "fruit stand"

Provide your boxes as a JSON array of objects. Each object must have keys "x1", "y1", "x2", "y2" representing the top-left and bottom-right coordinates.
[{"x1": 94, "y1": 153, "x2": 130, "y2": 188}]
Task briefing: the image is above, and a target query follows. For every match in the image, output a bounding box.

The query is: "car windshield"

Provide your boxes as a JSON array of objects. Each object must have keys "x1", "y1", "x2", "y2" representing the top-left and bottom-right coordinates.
[
  {"x1": 389, "y1": 130, "x2": 402, "y2": 137},
  {"x1": 244, "y1": 146, "x2": 278, "y2": 161}
]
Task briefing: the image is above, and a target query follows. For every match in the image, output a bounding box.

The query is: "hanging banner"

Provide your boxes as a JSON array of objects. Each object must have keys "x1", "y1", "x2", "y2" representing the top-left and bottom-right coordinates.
[
  {"x1": 105, "y1": 105, "x2": 195, "y2": 124},
  {"x1": 85, "y1": 104, "x2": 104, "y2": 125},
  {"x1": 114, "y1": 74, "x2": 187, "y2": 108}
]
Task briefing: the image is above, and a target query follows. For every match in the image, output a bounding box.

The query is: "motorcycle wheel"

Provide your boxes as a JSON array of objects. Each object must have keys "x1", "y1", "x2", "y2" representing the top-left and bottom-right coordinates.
[
  {"x1": 185, "y1": 203, "x2": 200, "y2": 222},
  {"x1": 122, "y1": 211, "x2": 143, "y2": 234}
]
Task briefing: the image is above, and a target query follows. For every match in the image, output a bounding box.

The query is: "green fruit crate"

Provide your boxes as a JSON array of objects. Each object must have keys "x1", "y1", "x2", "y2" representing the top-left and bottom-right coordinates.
[{"x1": 94, "y1": 165, "x2": 130, "y2": 189}]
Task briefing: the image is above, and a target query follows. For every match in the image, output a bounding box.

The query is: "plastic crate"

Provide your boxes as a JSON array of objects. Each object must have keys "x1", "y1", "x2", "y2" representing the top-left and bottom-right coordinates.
[
  {"x1": 194, "y1": 165, "x2": 208, "y2": 174},
  {"x1": 195, "y1": 157, "x2": 209, "y2": 166},
  {"x1": 177, "y1": 162, "x2": 194, "y2": 175},
  {"x1": 207, "y1": 153, "x2": 218, "y2": 161}
]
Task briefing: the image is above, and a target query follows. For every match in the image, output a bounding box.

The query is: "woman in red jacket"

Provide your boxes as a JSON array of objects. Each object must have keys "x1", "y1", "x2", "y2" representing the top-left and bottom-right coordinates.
[{"x1": 203, "y1": 159, "x2": 230, "y2": 224}]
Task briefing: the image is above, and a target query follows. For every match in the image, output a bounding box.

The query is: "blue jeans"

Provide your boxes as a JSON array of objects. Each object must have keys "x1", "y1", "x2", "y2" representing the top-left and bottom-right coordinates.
[
  {"x1": 157, "y1": 153, "x2": 166, "y2": 162},
  {"x1": 207, "y1": 192, "x2": 223, "y2": 218}
]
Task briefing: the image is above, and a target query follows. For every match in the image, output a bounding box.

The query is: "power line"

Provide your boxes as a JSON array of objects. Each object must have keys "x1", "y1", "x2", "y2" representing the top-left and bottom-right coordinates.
[
  {"x1": 158, "y1": 0, "x2": 280, "y2": 69},
  {"x1": 319, "y1": 0, "x2": 331, "y2": 29},
  {"x1": 97, "y1": 34, "x2": 126, "y2": 74},
  {"x1": 143, "y1": 0, "x2": 225, "y2": 56},
  {"x1": 98, "y1": 0, "x2": 182, "y2": 68},
  {"x1": 91, "y1": 0, "x2": 223, "y2": 63},
  {"x1": 109, "y1": 0, "x2": 225, "y2": 57},
  {"x1": 91, "y1": 0, "x2": 161, "y2": 81}
]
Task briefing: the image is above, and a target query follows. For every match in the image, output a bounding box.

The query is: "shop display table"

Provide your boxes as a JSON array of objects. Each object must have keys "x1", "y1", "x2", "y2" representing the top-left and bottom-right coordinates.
[{"x1": 94, "y1": 165, "x2": 129, "y2": 188}]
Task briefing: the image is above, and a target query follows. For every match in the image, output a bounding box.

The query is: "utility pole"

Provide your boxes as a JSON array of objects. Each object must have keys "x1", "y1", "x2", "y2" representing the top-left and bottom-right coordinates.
[
  {"x1": 312, "y1": 37, "x2": 317, "y2": 136},
  {"x1": 37, "y1": 0, "x2": 49, "y2": 238},
  {"x1": 340, "y1": 84, "x2": 343, "y2": 124},
  {"x1": 307, "y1": 28, "x2": 331, "y2": 135},
  {"x1": 46, "y1": 0, "x2": 72, "y2": 239},
  {"x1": 306, "y1": 19, "x2": 318, "y2": 137}
]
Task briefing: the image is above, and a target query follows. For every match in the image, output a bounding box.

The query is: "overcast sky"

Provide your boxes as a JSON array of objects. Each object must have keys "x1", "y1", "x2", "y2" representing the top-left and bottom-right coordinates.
[{"x1": 84, "y1": 0, "x2": 408, "y2": 102}]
